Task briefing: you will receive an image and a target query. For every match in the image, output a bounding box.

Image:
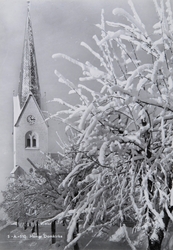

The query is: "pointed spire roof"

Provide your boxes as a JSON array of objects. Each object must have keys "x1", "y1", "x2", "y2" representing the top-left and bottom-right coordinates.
[{"x1": 18, "y1": 1, "x2": 41, "y2": 108}]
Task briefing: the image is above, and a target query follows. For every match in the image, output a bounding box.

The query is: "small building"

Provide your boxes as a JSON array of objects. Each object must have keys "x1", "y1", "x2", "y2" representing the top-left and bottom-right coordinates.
[{"x1": 10, "y1": 165, "x2": 26, "y2": 181}]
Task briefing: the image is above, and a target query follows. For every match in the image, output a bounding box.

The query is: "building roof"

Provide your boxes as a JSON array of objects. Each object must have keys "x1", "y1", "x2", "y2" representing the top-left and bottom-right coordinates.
[
  {"x1": 13, "y1": 95, "x2": 21, "y2": 125},
  {"x1": 49, "y1": 153, "x2": 63, "y2": 163},
  {"x1": 10, "y1": 165, "x2": 26, "y2": 178},
  {"x1": 18, "y1": 2, "x2": 41, "y2": 109}
]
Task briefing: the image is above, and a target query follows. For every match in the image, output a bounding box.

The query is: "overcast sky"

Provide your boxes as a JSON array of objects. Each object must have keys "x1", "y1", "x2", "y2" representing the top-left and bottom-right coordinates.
[{"x1": 0, "y1": 0, "x2": 167, "y2": 217}]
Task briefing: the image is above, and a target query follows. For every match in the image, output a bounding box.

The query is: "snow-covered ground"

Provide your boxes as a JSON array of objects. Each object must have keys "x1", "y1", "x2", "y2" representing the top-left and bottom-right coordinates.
[{"x1": 0, "y1": 224, "x2": 140, "y2": 250}]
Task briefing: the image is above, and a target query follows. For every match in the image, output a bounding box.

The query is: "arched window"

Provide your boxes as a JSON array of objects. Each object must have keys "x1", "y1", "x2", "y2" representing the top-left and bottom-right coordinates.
[
  {"x1": 32, "y1": 134, "x2": 37, "y2": 147},
  {"x1": 25, "y1": 131, "x2": 38, "y2": 148},
  {"x1": 26, "y1": 131, "x2": 31, "y2": 148}
]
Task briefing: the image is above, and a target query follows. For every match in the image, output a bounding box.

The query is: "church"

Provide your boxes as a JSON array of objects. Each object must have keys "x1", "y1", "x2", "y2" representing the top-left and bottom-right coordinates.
[{"x1": 11, "y1": 3, "x2": 57, "y2": 179}]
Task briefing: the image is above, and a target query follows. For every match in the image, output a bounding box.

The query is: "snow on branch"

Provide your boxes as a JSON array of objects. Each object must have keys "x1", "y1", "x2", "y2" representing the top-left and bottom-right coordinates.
[
  {"x1": 48, "y1": 98, "x2": 76, "y2": 110},
  {"x1": 112, "y1": 8, "x2": 146, "y2": 33},
  {"x1": 125, "y1": 63, "x2": 153, "y2": 90},
  {"x1": 52, "y1": 53, "x2": 85, "y2": 70},
  {"x1": 98, "y1": 30, "x2": 126, "y2": 46},
  {"x1": 78, "y1": 103, "x2": 94, "y2": 131},
  {"x1": 50, "y1": 2, "x2": 173, "y2": 250}
]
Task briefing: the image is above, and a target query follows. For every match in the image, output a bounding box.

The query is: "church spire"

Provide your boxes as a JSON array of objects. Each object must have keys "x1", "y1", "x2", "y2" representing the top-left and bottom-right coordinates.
[{"x1": 18, "y1": 1, "x2": 41, "y2": 108}]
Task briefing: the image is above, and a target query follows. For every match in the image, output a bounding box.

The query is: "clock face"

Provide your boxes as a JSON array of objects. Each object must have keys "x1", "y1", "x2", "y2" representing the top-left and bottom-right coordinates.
[{"x1": 27, "y1": 115, "x2": 36, "y2": 125}]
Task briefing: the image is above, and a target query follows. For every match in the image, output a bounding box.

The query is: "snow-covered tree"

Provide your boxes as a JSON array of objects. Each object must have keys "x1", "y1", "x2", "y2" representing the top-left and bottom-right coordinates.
[
  {"x1": 1, "y1": 156, "x2": 67, "y2": 226},
  {"x1": 50, "y1": 1, "x2": 173, "y2": 250},
  {"x1": 1, "y1": 179, "x2": 28, "y2": 224}
]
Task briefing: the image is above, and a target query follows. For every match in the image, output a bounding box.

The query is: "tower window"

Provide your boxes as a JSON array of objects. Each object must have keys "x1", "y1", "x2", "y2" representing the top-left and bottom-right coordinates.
[
  {"x1": 27, "y1": 138, "x2": 31, "y2": 147},
  {"x1": 32, "y1": 135, "x2": 36, "y2": 147},
  {"x1": 25, "y1": 131, "x2": 38, "y2": 148}
]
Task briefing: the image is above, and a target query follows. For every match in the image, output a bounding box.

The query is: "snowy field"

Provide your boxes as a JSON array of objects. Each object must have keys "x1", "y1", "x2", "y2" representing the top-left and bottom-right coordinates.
[
  {"x1": 1, "y1": 223, "x2": 173, "y2": 249},
  {"x1": 0, "y1": 224, "x2": 143, "y2": 250}
]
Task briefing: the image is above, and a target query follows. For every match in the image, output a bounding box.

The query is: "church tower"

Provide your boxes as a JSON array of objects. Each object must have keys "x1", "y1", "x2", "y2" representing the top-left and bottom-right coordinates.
[{"x1": 12, "y1": 2, "x2": 48, "y2": 177}]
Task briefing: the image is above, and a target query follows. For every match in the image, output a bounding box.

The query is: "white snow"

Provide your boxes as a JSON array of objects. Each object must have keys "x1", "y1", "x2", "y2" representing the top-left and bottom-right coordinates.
[
  {"x1": 98, "y1": 141, "x2": 109, "y2": 165},
  {"x1": 109, "y1": 226, "x2": 125, "y2": 242},
  {"x1": 78, "y1": 103, "x2": 94, "y2": 130},
  {"x1": 112, "y1": 8, "x2": 145, "y2": 33}
]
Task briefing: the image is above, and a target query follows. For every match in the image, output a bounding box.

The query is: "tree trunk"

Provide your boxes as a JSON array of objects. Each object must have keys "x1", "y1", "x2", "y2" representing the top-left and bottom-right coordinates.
[
  {"x1": 36, "y1": 221, "x2": 39, "y2": 236},
  {"x1": 51, "y1": 220, "x2": 56, "y2": 244},
  {"x1": 147, "y1": 229, "x2": 164, "y2": 250},
  {"x1": 73, "y1": 221, "x2": 80, "y2": 250},
  {"x1": 24, "y1": 221, "x2": 27, "y2": 230},
  {"x1": 144, "y1": 126, "x2": 172, "y2": 250},
  {"x1": 31, "y1": 221, "x2": 35, "y2": 233},
  {"x1": 147, "y1": 175, "x2": 172, "y2": 250},
  {"x1": 147, "y1": 205, "x2": 172, "y2": 250}
]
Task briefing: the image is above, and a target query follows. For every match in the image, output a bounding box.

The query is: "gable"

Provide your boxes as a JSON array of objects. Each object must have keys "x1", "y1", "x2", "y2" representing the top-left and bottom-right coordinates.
[{"x1": 15, "y1": 94, "x2": 48, "y2": 128}]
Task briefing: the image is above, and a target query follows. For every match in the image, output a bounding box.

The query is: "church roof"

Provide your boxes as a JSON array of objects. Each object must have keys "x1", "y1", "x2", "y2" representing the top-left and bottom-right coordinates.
[
  {"x1": 18, "y1": 2, "x2": 41, "y2": 109},
  {"x1": 13, "y1": 95, "x2": 21, "y2": 125}
]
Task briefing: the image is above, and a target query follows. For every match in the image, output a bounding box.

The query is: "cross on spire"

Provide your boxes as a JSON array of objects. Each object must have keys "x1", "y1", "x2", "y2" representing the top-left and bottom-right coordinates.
[{"x1": 27, "y1": 0, "x2": 30, "y2": 11}]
